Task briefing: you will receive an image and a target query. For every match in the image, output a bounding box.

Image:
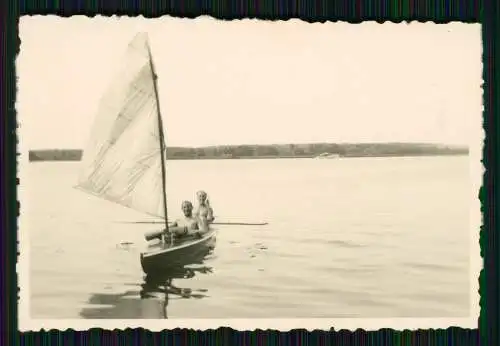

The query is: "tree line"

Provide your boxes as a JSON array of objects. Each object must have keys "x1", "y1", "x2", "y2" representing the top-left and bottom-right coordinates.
[{"x1": 29, "y1": 143, "x2": 468, "y2": 161}]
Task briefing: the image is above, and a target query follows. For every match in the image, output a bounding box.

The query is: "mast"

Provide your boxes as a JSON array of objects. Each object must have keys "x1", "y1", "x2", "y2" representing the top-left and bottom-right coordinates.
[{"x1": 146, "y1": 39, "x2": 170, "y2": 232}]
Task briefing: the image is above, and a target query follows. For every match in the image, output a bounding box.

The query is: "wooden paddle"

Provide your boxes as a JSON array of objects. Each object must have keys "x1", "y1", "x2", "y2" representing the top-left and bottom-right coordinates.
[
  {"x1": 141, "y1": 221, "x2": 268, "y2": 241},
  {"x1": 118, "y1": 220, "x2": 268, "y2": 226},
  {"x1": 211, "y1": 222, "x2": 268, "y2": 226}
]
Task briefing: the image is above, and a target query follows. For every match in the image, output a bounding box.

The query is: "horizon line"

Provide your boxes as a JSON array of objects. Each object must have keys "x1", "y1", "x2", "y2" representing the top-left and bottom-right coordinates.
[{"x1": 28, "y1": 141, "x2": 469, "y2": 151}]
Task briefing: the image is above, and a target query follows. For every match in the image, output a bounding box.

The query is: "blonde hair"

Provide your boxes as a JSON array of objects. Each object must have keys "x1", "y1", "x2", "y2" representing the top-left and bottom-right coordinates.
[{"x1": 196, "y1": 190, "x2": 209, "y2": 205}]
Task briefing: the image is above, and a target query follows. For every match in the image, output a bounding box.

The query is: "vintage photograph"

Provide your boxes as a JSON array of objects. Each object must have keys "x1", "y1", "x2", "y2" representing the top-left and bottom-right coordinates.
[{"x1": 17, "y1": 16, "x2": 482, "y2": 331}]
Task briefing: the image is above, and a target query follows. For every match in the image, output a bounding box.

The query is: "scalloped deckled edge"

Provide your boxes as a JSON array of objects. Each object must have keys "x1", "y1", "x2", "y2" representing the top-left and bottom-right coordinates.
[{"x1": 16, "y1": 16, "x2": 483, "y2": 333}]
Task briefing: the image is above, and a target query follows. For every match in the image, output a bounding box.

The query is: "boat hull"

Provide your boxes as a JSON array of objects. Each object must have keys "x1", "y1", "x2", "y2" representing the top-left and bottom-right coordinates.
[{"x1": 140, "y1": 228, "x2": 217, "y2": 275}]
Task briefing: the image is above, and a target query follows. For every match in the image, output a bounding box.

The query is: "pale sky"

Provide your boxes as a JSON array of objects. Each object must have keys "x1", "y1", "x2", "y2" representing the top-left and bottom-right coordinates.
[{"x1": 17, "y1": 16, "x2": 482, "y2": 149}]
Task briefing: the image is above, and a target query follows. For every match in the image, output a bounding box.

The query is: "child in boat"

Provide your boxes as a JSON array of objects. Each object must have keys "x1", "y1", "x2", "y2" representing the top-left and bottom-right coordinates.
[
  {"x1": 169, "y1": 200, "x2": 208, "y2": 237},
  {"x1": 194, "y1": 190, "x2": 215, "y2": 223}
]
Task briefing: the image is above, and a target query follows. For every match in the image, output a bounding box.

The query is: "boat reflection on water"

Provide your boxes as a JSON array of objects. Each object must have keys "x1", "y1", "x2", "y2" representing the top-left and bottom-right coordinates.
[{"x1": 79, "y1": 236, "x2": 216, "y2": 319}]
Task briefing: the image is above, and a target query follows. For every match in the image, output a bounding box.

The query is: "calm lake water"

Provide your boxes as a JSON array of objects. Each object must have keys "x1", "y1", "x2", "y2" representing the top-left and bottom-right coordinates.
[{"x1": 26, "y1": 156, "x2": 471, "y2": 319}]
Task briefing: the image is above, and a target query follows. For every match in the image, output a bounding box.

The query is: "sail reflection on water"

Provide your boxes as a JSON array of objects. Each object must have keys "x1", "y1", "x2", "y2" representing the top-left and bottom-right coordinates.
[{"x1": 79, "y1": 237, "x2": 216, "y2": 319}]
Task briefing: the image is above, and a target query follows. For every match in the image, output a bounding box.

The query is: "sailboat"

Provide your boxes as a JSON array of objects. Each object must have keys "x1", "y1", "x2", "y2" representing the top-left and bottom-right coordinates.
[{"x1": 74, "y1": 32, "x2": 217, "y2": 274}]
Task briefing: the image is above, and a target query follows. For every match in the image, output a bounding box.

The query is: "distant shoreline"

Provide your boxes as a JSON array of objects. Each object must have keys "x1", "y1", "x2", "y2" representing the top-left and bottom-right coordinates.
[{"x1": 28, "y1": 143, "x2": 468, "y2": 162}]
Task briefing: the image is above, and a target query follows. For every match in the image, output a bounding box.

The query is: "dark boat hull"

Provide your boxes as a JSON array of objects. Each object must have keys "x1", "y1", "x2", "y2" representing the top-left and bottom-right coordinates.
[{"x1": 140, "y1": 228, "x2": 217, "y2": 274}]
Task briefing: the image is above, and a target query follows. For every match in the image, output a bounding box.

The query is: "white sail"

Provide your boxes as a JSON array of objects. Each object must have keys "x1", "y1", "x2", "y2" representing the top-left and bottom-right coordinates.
[{"x1": 76, "y1": 33, "x2": 167, "y2": 218}]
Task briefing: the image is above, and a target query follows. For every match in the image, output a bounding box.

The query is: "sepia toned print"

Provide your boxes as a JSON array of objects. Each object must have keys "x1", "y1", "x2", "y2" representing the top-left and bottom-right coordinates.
[{"x1": 17, "y1": 16, "x2": 482, "y2": 331}]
